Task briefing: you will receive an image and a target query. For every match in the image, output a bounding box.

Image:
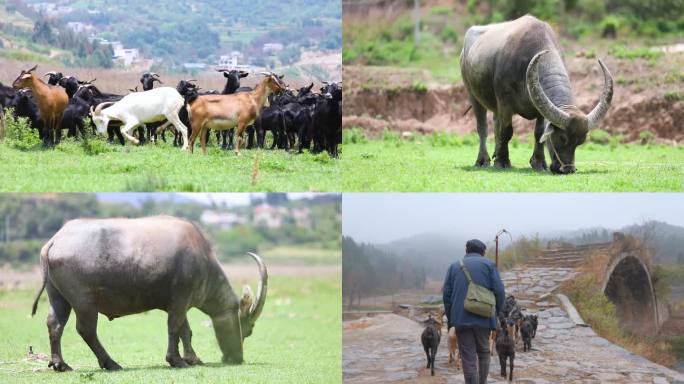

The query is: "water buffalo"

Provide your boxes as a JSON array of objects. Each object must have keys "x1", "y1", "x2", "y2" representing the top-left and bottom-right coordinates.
[
  {"x1": 461, "y1": 15, "x2": 613, "y2": 174},
  {"x1": 31, "y1": 215, "x2": 267, "y2": 371}
]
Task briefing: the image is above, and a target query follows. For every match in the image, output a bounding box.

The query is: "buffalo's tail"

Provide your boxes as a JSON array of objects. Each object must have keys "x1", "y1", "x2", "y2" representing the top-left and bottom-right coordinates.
[{"x1": 31, "y1": 240, "x2": 53, "y2": 317}]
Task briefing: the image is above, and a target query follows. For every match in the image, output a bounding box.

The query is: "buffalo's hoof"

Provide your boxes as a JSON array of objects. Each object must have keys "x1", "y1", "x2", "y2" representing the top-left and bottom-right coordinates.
[
  {"x1": 529, "y1": 157, "x2": 547, "y2": 172},
  {"x1": 474, "y1": 156, "x2": 491, "y2": 167},
  {"x1": 167, "y1": 356, "x2": 190, "y2": 368},
  {"x1": 102, "y1": 359, "x2": 123, "y2": 371},
  {"x1": 493, "y1": 159, "x2": 512, "y2": 169},
  {"x1": 183, "y1": 355, "x2": 204, "y2": 366},
  {"x1": 48, "y1": 359, "x2": 73, "y2": 372}
]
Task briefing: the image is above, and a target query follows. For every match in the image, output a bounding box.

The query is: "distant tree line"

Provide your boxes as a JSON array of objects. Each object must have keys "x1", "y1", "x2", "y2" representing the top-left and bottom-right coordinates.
[
  {"x1": 342, "y1": 236, "x2": 426, "y2": 309},
  {"x1": 0, "y1": 194, "x2": 341, "y2": 266}
]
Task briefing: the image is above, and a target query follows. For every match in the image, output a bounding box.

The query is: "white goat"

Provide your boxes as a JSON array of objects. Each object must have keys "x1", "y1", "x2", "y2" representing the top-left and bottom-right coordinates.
[{"x1": 90, "y1": 87, "x2": 189, "y2": 149}]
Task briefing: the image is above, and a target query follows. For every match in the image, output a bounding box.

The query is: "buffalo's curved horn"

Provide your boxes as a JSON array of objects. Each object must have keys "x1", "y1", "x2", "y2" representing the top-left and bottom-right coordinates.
[
  {"x1": 93, "y1": 101, "x2": 115, "y2": 115},
  {"x1": 586, "y1": 59, "x2": 614, "y2": 129},
  {"x1": 246, "y1": 252, "x2": 268, "y2": 324},
  {"x1": 526, "y1": 50, "x2": 570, "y2": 129}
]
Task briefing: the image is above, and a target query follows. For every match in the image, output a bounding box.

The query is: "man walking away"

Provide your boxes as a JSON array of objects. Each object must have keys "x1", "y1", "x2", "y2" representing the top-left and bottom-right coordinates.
[{"x1": 443, "y1": 239, "x2": 505, "y2": 384}]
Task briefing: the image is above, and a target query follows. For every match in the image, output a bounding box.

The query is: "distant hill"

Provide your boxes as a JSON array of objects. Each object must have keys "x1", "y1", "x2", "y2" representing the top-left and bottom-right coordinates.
[
  {"x1": 1, "y1": 0, "x2": 341, "y2": 73},
  {"x1": 369, "y1": 221, "x2": 684, "y2": 279},
  {"x1": 377, "y1": 232, "x2": 470, "y2": 279}
]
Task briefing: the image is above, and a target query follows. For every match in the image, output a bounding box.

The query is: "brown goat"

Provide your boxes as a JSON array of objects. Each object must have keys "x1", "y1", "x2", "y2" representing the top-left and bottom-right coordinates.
[
  {"x1": 12, "y1": 65, "x2": 68, "y2": 146},
  {"x1": 187, "y1": 72, "x2": 287, "y2": 155}
]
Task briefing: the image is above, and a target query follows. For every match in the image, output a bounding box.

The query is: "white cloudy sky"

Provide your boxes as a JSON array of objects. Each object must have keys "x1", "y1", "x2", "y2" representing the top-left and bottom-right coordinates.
[{"x1": 343, "y1": 193, "x2": 684, "y2": 244}]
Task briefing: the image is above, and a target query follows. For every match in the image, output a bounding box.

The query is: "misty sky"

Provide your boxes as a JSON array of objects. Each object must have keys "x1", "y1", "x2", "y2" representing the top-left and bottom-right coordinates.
[{"x1": 343, "y1": 193, "x2": 684, "y2": 244}]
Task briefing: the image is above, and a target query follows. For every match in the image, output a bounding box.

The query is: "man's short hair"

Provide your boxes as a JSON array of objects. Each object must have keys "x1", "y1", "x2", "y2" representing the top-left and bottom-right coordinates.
[{"x1": 466, "y1": 239, "x2": 487, "y2": 255}]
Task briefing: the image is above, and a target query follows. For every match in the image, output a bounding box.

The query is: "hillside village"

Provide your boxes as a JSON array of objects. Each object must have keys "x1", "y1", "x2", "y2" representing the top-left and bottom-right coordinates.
[{"x1": 1, "y1": 0, "x2": 341, "y2": 79}]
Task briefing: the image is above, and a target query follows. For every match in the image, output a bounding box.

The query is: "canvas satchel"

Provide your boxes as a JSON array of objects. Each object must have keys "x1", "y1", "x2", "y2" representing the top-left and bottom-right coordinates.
[{"x1": 459, "y1": 259, "x2": 496, "y2": 318}]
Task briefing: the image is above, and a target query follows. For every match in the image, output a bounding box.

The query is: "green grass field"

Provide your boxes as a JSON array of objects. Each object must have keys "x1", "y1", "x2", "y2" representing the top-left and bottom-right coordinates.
[
  {"x1": 340, "y1": 135, "x2": 684, "y2": 191},
  {"x1": 0, "y1": 140, "x2": 340, "y2": 192},
  {"x1": 0, "y1": 275, "x2": 341, "y2": 383}
]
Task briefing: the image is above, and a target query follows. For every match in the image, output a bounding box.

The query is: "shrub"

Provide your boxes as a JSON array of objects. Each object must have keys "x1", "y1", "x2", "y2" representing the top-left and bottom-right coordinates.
[
  {"x1": 1, "y1": 108, "x2": 41, "y2": 150},
  {"x1": 664, "y1": 91, "x2": 684, "y2": 102},
  {"x1": 589, "y1": 129, "x2": 611, "y2": 145},
  {"x1": 429, "y1": 131, "x2": 463, "y2": 147},
  {"x1": 609, "y1": 45, "x2": 662, "y2": 60},
  {"x1": 639, "y1": 130, "x2": 655, "y2": 145},
  {"x1": 411, "y1": 81, "x2": 428, "y2": 93},
  {"x1": 343, "y1": 128, "x2": 368, "y2": 144}
]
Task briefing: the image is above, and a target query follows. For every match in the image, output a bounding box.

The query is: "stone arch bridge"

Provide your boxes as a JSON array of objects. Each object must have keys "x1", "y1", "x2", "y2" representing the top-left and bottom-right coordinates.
[{"x1": 531, "y1": 233, "x2": 665, "y2": 335}]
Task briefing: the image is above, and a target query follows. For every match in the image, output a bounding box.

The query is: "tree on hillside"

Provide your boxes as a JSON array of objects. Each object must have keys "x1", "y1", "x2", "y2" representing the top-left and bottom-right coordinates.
[{"x1": 32, "y1": 18, "x2": 54, "y2": 44}]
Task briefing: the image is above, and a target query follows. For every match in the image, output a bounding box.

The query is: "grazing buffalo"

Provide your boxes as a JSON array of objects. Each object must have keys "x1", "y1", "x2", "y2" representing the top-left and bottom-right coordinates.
[
  {"x1": 31, "y1": 216, "x2": 267, "y2": 371},
  {"x1": 461, "y1": 15, "x2": 613, "y2": 174}
]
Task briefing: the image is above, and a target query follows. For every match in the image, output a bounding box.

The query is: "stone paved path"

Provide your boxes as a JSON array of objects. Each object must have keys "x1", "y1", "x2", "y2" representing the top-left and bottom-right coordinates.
[{"x1": 343, "y1": 267, "x2": 684, "y2": 384}]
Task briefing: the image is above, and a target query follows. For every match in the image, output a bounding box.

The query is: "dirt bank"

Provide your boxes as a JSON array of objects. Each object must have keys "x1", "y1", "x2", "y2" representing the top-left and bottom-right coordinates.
[{"x1": 343, "y1": 55, "x2": 684, "y2": 143}]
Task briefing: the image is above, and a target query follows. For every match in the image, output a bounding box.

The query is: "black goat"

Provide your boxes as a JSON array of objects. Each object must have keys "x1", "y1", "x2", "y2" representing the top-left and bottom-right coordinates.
[
  {"x1": 135, "y1": 72, "x2": 164, "y2": 144},
  {"x1": 421, "y1": 315, "x2": 441, "y2": 377},
  {"x1": 520, "y1": 315, "x2": 536, "y2": 352},
  {"x1": 495, "y1": 314, "x2": 515, "y2": 382},
  {"x1": 214, "y1": 69, "x2": 254, "y2": 150},
  {"x1": 7, "y1": 89, "x2": 44, "y2": 137},
  {"x1": 311, "y1": 82, "x2": 342, "y2": 157}
]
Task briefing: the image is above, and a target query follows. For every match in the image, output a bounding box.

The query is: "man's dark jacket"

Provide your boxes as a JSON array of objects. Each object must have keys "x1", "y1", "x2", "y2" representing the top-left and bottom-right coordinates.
[{"x1": 443, "y1": 253, "x2": 505, "y2": 330}]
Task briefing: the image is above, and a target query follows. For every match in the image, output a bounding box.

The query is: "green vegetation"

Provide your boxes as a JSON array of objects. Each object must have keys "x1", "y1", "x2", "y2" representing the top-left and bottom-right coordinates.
[
  {"x1": 342, "y1": 236, "x2": 426, "y2": 309},
  {"x1": 563, "y1": 273, "x2": 676, "y2": 367},
  {"x1": 0, "y1": 193, "x2": 341, "y2": 265},
  {"x1": 344, "y1": 1, "x2": 684, "y2": 80},
  {"x1": 0, "y1": 275, "x2": 341, "y2": 383},
  {"x1": 0, "y1": 114, "x2": 340, "y2": 192},
  {"x1": 2, "y1": 0, "x2": 341, "y2": 67},
  {"x1": 340, "y1": 130, "x2": 684, "y2": 191}
]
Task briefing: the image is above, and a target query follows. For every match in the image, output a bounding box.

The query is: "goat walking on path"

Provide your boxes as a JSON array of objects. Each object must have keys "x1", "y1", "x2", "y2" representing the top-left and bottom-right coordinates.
[{"x1": 421, "y1": 315, "x2": 441, "y2": 376}]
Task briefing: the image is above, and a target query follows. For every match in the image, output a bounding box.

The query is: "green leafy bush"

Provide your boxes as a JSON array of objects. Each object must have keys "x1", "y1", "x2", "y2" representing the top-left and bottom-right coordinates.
[
  {"x1": 589, "y1": 129, "x2": 611, "y2": 145},
  {"x1": 1, "y1": 108, "x2": 41, "y2": 150},
  {"x1": 343, "y1": 128, "x2": 368, "y2": 144},
  {"x1": 639, "y1": 130, "x2": 655, "y2": 145}
]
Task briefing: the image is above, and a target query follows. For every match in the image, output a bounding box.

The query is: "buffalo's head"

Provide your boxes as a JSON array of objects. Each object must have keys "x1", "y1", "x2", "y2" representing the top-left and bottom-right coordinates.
[
  {"x1": 213, "y1": 252, "x2": 268, "y2": 364},
  {"x1": 527, "y1": 50, "x2": 613, "y2": 174}
]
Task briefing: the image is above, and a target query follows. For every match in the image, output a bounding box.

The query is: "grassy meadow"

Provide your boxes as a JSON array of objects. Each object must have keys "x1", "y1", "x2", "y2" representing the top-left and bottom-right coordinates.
[
  {"x1": 339, "y1": 130, "x2": 684, "y2": 191},
  {"x1": 0, "y1": 140, "x2": 340, "y2": 192},
  {"x1": 0, "y1": 273, "x2": 341, "y2": 384}
]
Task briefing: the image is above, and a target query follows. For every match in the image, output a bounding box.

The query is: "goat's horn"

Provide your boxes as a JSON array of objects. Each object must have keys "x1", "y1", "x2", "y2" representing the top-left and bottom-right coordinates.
[
  {"x1": 151, "y1": 73, "x2": 160, "y2": 77},
  {"x1": 27, "y1": 65, "x2": 38, "y2": 73},
  {"x1": 42, "y1": 71, "x2": 58, "y2": 78},
  {"x1": 93, "y1": 101, "x2": 115, "y2": 115},
  {"x1": 187, "y1": 79, "x2": 197, "y2": 83},
  {"x1": 216, "y1": 69, "x2": 229, "y2": 73}
]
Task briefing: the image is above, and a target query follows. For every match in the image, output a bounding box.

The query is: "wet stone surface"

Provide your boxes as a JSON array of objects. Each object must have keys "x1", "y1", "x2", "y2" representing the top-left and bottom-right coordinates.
[{"x1": 343, "y1": 267, "x2": 684, "y2": 384}]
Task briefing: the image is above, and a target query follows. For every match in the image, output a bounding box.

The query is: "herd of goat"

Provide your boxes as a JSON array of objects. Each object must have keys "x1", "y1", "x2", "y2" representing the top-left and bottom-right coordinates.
[
  {"x1": 421, "y1": 295, "x2": 538, "y2": 381},
  {"x1": 0, "y1": 65, "x2": 342, "y2": 157}
]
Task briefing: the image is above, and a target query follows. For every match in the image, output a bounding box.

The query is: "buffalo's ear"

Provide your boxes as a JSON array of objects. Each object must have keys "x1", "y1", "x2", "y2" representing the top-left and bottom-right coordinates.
[
  {"x1": 240, "y1": 285, "x2": 253, "y2": 316},
  {"x1": 539, "y1": 121, "x2": 554, "y2": 143}
]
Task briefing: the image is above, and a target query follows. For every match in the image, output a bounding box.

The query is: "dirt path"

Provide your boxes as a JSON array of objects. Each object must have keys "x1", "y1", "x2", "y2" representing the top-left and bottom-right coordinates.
[{"x1": 343, "y1": 267, "x2": 684, "y2": 383}]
